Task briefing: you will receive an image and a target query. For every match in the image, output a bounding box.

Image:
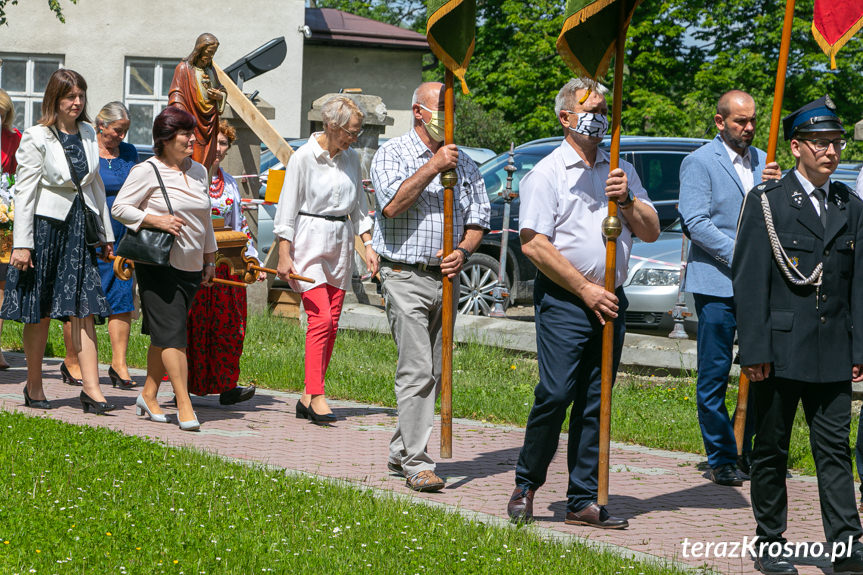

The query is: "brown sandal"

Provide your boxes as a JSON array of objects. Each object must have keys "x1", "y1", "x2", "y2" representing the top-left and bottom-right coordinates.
[{"x1": 406, "y1": 470, "x2": 445, "y2": 492}]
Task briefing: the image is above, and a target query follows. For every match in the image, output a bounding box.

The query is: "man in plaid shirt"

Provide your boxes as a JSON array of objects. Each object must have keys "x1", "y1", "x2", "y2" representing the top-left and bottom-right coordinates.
[{"x1": 371, "y1": 81, "x2": 490, "y2": 492}]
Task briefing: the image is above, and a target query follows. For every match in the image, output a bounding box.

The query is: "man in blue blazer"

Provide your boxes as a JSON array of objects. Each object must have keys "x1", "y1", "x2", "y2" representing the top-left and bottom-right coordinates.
[{"x1": 678, "y1": 90, "x2": 780, "y2": 486}]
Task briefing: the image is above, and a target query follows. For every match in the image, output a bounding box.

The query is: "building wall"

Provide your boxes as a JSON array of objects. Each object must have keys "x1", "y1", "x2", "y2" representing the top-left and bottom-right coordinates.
[
  {"x1": 301, "y1": 45, "x2": 421, "y2": 139},
  {"x1": 0, "y1": 0, "x2": 305, "y2": 138}
]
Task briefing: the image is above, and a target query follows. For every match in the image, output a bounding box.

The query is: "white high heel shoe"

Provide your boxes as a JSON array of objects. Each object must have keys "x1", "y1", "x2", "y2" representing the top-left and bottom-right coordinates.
[
  {"x1": 135, "y1": 395, "x2": 168, "y2": 423},
  {"x1": 178, "y1": 416, "x2": 201, "y2": 432}
]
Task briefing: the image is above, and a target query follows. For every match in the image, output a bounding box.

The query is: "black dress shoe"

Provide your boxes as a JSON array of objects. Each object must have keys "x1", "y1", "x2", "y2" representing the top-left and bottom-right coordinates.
[
  {"x1": 737, "y1": 453, "x2": 752, "y2": 480},
  {"x1": 754, "y1": 554, "x2": 798, "y2": 574},
  {"x1": 108, "y1": 366, "x2": 136, "y2": 390},
  {"x1": 296, "y1": 399, "x2": 337, "y2": 424},
  {"x1": 296, "y1": 399, "x2": 310, "y2": 419},
  {"x1": 564, "y1": 503, "x2": 628, "y2": 529},
  {"x1": 834, "y1": 547, "x2": 863, "y2": 575},
  {"x1": 710, "y1": 463, "x2": 743, "y2": 486},
  {"x1": 219, "y1": 384, "x2": 256, "y2": 405},
  {"x1": 507, "y1": 486, "x2": 535, "y2": 523},
  {"x1": 60, "y1": 362, "x2": 83, "y2": 386},
  {"x1": 79, "y1": 391, "x2": 117, "y2": 415},
  {"x1": 23, "y1": 385, "x2": 52, "y2": 409}
]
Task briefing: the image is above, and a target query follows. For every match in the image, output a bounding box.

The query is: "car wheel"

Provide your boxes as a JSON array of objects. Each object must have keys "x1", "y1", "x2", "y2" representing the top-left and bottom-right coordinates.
[{"x1": 458, "y1": 252, "x2": 510, "y2": 316}]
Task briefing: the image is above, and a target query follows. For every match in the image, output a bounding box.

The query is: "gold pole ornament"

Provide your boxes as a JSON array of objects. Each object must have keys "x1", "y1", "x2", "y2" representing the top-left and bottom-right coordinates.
[
  {"x1": 601, "y1": 215, "x2": 623, "y2": 239},
  {"x1": 440, "y1": 170, "x2": 458, "y2": 189}
]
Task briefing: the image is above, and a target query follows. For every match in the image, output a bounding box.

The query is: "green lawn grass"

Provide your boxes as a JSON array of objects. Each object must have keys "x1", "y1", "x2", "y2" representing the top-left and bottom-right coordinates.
[
  {"x1": 1, "y1": 312, "x2": 851, "y2": 476},
  {"x1": 611, "y1": 377, "x2": 835, "y2": 475},
  {"x1": 0, "y1": 410, "x2": 686, "y2": 575}
]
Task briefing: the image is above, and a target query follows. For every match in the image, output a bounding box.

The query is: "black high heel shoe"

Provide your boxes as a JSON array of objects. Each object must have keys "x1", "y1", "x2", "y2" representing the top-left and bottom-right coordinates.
[
  {"x1": 296, "y1": 399, "x2": 337, "y2": 424},
  {"x1": 79, "y1": 391, "x2": 116, "y2": 415},
  {"x1": 23, "y1": 385, "x2": 52, "y2": 410},
  {"x1": 60, "y1": 362, "x2": 83, "y2": 387},
  {"x1": 108, "y1": 366, "x2": 136, "y2": 390},
  {"x1": 296, "y1": 399, "x2": 309, "y2": 419}
]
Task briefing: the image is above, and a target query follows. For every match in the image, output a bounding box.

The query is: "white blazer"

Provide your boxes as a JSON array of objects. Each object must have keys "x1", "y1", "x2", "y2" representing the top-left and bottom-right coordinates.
[{"x1": 13, "y1": 122, "x2": 114, "y2": 249}]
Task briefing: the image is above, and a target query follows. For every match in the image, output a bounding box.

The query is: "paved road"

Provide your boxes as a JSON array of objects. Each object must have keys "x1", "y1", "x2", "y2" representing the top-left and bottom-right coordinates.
[{"x1": 0, "y1": 353, "x2": 845, "y2": 575}]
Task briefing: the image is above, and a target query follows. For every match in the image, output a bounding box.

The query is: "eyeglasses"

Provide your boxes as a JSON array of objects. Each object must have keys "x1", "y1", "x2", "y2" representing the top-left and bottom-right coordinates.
[
  {"x1": 339, "y1": 125, "x2": 364, "y2": 139},
  {"x1": 798, "y1": 138, "x2": 847, "y2": 152}
]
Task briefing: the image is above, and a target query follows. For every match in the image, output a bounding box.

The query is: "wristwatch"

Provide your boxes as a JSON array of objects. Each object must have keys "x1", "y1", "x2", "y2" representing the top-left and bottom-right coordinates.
[
  {"x1": 455, "y1": 247, "x2": 471, "y2": 263},
  {"x1": 618, "y1": 187, "x2": 635, "y2": 208}
]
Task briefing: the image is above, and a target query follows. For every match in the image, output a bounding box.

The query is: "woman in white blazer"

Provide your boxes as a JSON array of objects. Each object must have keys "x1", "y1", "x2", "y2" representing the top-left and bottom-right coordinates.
[{"x1": 1, "y1": 69, "x2": 115, "y2": 414}]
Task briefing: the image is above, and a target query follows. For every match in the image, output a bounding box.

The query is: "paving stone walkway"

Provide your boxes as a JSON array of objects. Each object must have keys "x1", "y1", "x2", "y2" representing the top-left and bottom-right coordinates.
[{"x1": 0, "y1": 353, "x2": 846, "y2": 575}]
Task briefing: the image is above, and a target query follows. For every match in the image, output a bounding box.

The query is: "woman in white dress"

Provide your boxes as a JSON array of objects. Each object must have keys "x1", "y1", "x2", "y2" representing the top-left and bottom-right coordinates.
[{"x1": 275, "y1": 96, "x2": 377, "y2": 424}]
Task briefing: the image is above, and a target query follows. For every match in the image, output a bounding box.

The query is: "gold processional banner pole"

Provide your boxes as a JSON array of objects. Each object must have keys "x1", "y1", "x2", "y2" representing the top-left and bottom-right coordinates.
[{"x1": 426, "y1": 0, "x2": 477, "y2": 459}]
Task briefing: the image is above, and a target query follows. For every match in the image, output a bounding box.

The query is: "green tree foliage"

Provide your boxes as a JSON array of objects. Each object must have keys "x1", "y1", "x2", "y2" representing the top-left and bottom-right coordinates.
[
  {"x1": 625, "y1": 0, "x2": 863, "y2": 163},
  {"x1": 0, "y1": 0, "x2": 76, "y2": 26},
  {"x1": 454, "y1": 96, "x2": 518, "y2": 151},
  {"x1": 463, "y1": 1, "x2": 571, "y2": 143}
]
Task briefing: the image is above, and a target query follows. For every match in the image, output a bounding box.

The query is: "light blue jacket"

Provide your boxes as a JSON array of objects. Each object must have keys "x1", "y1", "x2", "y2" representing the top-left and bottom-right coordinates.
[{"x1": 679, "y1": 135, "x2": 766, "y2": 297}]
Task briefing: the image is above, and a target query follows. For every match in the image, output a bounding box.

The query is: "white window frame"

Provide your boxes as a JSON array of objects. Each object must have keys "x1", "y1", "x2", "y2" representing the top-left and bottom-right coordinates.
[
  {"x1": 0, "y1": 54, "x2": 64, "y2": 130},
  {"x1": 123, "y1": 58, "x2": 179, "y2": 145}
]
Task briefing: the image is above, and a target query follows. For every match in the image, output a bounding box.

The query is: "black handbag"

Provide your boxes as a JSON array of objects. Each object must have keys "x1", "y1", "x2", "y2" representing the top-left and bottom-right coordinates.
[
  {"x1": 52, "y1": 127, "x2": 105, "y2": 247},
  {"x1": 115, "y1": 161, "x2": 175, "y2": 266}
]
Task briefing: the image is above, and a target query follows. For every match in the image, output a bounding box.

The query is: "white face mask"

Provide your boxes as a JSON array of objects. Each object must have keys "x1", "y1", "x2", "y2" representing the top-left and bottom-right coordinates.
[
  {"x1": 419, "y1": 104, "x2": 446, "y2": 143},
  {"x1": 565, "y1": 111, "x2": 609, "y2": 138}
]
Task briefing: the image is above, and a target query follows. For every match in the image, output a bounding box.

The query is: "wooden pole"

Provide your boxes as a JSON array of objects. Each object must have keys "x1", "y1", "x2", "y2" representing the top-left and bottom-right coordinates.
[
  {"x1": 765, "y1": 0, "x2": 795, "y2": 165},
  {"x1": 108, "y1": 255, "x2": 312, "y2": 285},
  {"x1": 597, "y1": 0, "x2": 628, "y2": 508},
  {"x1": 440, "y1": 69, "x2": 456, "y2": 459},
  {"x1": 213, "y1": 64, "x2": 294, "y2": 168},
  {"x1": 734, "y1": 0, "x2": 794, "y2": 455}
]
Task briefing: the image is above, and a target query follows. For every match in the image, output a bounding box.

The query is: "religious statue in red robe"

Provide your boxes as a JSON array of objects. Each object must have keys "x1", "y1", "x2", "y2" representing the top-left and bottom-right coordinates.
[{"x1": 168, "y1": 33, "x2": 227, "y2": 171}]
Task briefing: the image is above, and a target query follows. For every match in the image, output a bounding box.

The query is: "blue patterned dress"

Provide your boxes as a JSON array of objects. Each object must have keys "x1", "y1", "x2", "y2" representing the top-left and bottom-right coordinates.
[
  {"x1": 98, "y1": 141, "x2": 139, "y2": 315},
  {"x1": 0, "y1": 130, "x2": 111, "y2": 322}
]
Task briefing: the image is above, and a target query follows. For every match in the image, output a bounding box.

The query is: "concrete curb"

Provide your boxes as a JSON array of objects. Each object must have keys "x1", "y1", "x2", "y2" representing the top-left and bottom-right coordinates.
[
  {"x1": 338, "y1": 302, "x2": 863, "y2": 398},
  {"x1": 338, "y1": 302, "x2": 707, "y2": 374}
]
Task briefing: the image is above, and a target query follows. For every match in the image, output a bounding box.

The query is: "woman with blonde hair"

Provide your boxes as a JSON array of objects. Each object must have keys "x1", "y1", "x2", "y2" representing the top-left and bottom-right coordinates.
[
  {"x1": 0, "y1": 89, "x2": 20, "y2": 174},
  {"x1": 0, "y1": 89, "x2": 21, "y2": 370},
  {"x1": 61, "y1": 101, "x2": 140, "y2": 390},
  {"x1": 275, "y1": 96, "x2": 377, "y2": 423}
]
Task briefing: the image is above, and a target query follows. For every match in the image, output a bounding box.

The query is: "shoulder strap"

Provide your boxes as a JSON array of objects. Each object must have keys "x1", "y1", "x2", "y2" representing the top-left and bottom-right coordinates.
[
  {"x1": 146, "y1": 160, "x2": 174, "y2": 215},
  {"x1": 49, "y1": 126, "x2": 87, "y2": 205}
]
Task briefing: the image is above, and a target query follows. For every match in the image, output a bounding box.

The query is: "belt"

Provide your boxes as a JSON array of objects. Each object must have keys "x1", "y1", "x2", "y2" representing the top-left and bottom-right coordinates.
[
  {"x1": 298, "y1": 211, "x2": 346, "y2": 222},
  {"x1": 380, "y1": 257, "x2": 441, "y2": 274}
]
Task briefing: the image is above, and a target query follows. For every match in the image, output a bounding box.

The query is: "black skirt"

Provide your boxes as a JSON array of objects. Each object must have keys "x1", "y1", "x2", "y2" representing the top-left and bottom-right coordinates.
[
  {"x1": 136, "y1": 263, "x2": 201, "y2": 349},
  {"x1": 1, "y1": 197, "x2": 111, "y2": 323}
]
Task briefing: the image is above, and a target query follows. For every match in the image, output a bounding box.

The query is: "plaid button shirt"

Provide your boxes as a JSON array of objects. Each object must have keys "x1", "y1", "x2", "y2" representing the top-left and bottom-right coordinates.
[{"x1": 370, "y1": 128, "x2": 490, "y2": 265}]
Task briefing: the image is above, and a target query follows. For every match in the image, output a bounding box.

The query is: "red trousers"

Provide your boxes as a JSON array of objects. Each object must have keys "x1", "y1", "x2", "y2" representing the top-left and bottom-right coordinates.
[{"x1": 301, "y1": 284, "x2": 345, "y2": 395}]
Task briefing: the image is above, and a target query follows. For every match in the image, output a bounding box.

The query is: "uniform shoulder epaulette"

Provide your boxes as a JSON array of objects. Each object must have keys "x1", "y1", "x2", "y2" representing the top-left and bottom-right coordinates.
[
  {"x1": 752, "y1": 179, "x2": 782, "y2": 195},
  {"x1": 832, "y1": 179, "x2": 857, "y2": 201}
]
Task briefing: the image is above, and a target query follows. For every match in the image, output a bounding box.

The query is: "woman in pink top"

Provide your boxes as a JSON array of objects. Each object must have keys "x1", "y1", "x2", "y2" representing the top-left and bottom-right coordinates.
[
  {"x1": 0, "y1": 89, "x2": 21, "y2": 371},
  {"x1": 112, "y1": 107, "x2": 216, "y2": 431}
]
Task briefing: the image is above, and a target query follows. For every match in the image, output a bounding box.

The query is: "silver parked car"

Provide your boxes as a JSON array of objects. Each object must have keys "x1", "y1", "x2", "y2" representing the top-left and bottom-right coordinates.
[
  {"x1": 624, "y1": 159, "x2": 863, "y2": 336},
  {"x1": 625, "y1": 220, "x2": 697, "y2": 334}
]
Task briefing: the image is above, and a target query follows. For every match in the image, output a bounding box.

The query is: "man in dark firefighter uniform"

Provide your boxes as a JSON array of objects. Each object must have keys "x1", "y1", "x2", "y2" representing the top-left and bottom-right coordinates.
[{"x1": 733, "y1": 96, "x2": 863, "y2": 575}]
